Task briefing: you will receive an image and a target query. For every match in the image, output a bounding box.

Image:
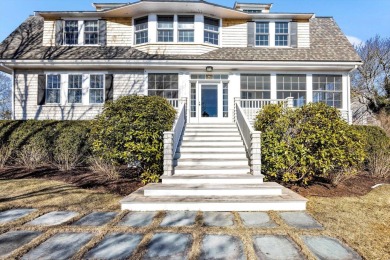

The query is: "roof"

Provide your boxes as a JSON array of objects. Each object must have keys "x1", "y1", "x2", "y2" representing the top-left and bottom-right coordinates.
[{"x1": 0, "y1": 16, "x2": 361, "y2": 63}]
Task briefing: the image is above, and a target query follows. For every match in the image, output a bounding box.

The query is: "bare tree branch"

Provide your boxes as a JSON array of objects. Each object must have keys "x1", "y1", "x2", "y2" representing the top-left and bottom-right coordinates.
[{"x1": 0, "y1": 72, "x2": 11, "y2": 119}]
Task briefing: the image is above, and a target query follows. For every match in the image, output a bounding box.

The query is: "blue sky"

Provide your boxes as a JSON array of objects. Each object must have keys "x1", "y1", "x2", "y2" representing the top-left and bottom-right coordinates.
[{"x1": 0, "y1": 0, "x2": 389, "y2": 45}]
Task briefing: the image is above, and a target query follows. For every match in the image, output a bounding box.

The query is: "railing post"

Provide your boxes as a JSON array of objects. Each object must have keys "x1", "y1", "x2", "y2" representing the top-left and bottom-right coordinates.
[
  {"x1": 180, "y1": 97, "x2": 188, "y2": 122},
  {"x1": 250, "y1": 131, "x2": 262, "y2": 175},
  {"x1": 234, "y1": 98, "x2": 238, "y2": 122},
  {"x1": 163, "y1": 131, "x2": 174, "y2": 176},
  {"x1": 287, "y1": 97, "x2": 294, "y2": 108}
]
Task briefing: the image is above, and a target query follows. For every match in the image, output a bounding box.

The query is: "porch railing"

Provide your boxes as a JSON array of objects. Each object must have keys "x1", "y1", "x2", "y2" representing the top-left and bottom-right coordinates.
[
  {"x1": 167, "y1": 98, "x2": 179, "y2": 109},
  {"x1": 234, "y1": 101, "x2": 262, "y2": 175},
  {"x1": 163, "y1": 98, "x2": 187, "y2": 176}
]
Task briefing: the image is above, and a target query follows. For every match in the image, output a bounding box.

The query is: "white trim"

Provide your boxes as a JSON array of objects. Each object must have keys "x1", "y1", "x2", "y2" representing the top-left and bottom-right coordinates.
[
  {"x1": 11, "y1": 69, "x2": 15, "y2": 120},
  {"x1": 306, "y1": 73, "x2": 313, "y2": 103}
]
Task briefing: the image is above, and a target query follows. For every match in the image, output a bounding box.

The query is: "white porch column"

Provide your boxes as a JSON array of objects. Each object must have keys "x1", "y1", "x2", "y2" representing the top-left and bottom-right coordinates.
[
  {"x1": 229, "y1": 72, "x2": 240, "y2": 121},
  {"x1": 306, "y1": 73, "x2": 313, "y2": 104},
  {"x1": 270, "y1": 73, "x2": 277, "y2": 99}
]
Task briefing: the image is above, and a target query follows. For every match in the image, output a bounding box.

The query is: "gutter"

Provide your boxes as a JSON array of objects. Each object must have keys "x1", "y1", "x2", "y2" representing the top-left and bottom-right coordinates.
[{"x1": 0, "y1": 63, "x2": 12, "y2": 74}]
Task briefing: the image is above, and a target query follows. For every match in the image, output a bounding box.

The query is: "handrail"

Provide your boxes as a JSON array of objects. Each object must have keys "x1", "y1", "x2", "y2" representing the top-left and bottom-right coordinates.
[
  {"x1": 163, "y1": 98, "x2": 187, "y2": 176},
  {"x1": 234, "y1": 100, "x2": 262, "y2": 175}
]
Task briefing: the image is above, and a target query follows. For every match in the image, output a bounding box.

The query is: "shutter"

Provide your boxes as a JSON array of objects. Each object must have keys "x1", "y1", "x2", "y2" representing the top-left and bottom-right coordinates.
[
  {"x1": 290, "y1": 22, "x2": 298, "y2": 48},
  {"x1": 247, "y1": 21, "x2": 255, "y2": 47},
  {"x1": 99, "y1": 20, "x2": 107, "y2": 46},
  {"x1": 55, "y1": 20, "x2": 63, "y2": 46},
  {"x1": 37, "y1": 74, "x2": 46, "y2": 105},
  {"x1": 105, "y1": 74, "x2": 114, "y2": 102}
]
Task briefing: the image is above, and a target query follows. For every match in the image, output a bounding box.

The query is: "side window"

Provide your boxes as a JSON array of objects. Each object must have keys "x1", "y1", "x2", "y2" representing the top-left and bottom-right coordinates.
[
  {"x1": 46, "y1": 75, "x2": 61, "y2": 104},
  {"x1": 276, "y1": 74, "x2": 306, "y2": 107},
  {"x1": 313, "y1": 75, "x2": 342, "y2": 108},
  {"x1": 204, "y1": 17, "x2": 219, "y2": 45},
  {"x1": 64, "y1": 20, "x2": 79, "y2": 45},
  {"x1": 240, "y1": 74, "x2": 271, "y2": 99},
  {"x1": 178, "y1": 16, "x2": 194, "y2": 42},
  {"x1": 135, "y1": 16, "x2": 149, "y2": 44},
  {"x1": 89, "y1": 75, "x2": 104, "y2": 104},
  {"x1": 157, "y1": 15, "x2": 174, "y2": 42},
  {"x1": 68, "y1": 75, "x2": 83, "y2": 103},
  {"x1": 148, "y1": 73, "x2": 178, "y2": 99},
  {"x1": 84, "y1": 20, "x2": 99, "y2": 44},
  {"x1": 255, "y1": 22, "x2": 269, "y2": 46},
  {"x1": 275, "y1": 22, "x2": 289, "y2": 46}
]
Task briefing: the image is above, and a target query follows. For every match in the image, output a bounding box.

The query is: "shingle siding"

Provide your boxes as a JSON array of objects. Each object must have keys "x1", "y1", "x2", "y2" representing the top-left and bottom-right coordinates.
[
  {"x1": 221, "y1": 19, "x2": 247, "y2": 47},
  {"x1": 297, "y1": 22, "x2": 310, "y2": 48},
  {"x1": 42, "y1": 19, "x2": 56, "y2": 46},
  {"x1": 107, "y1": 18, "x2": 133, "y2": 46}
]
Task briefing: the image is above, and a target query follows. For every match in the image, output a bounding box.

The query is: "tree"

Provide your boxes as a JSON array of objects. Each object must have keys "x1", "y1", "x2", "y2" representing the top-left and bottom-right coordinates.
[
  {"x1": 351, "y1": 36, "x2": 390, "y2": 113},
  {"x1": 0, "y1": 72, "x2": 11, "y2": 119}
]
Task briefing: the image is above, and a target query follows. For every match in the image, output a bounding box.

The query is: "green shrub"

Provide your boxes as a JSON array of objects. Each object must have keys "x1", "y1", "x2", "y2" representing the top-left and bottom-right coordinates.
[
  {"x1": 254, "y1": 102, "x2": 366, "y2": 185},
  {"x1": 90, "y1": 95, "x2": 176, "y2": 180},
  {"x1": 353, "y1": 125, "x2": 390, "y2": 178}
]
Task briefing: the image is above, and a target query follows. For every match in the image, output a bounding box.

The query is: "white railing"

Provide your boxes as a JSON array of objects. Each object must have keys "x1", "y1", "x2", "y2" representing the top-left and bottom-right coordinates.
[
  {"x1": 167, "y1": 98, "x2": 179, "y2": 109},
  {"x1": 163, "y1": 98, "x2": 187, "y2": 176},
  {"x1": 234, "y1": 101, "x2": 262, "y2": 175},
  {"x1": 235, "y1": 97, "x2": 294, "y2": 122}
]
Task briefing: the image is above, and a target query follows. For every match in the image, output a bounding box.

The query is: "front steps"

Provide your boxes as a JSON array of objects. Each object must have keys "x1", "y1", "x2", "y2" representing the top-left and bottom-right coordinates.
[{"x1": 121, "y1": 123, "x2": 307, "y2": 211}]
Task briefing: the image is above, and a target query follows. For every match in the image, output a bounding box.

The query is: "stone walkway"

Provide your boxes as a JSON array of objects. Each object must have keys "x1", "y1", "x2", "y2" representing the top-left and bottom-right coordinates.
[{"x1": 0, "y1": 208, "x2": 362, "y2": 259}]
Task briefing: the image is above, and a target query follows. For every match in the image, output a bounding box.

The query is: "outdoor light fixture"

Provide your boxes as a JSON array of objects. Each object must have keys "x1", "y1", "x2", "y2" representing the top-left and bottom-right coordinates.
[{"x1": 206, "y1": 66, "x2": 213, "y2": 72}]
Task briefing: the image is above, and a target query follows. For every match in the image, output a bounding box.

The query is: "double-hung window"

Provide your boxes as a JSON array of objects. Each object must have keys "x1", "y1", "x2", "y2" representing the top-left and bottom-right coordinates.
[
  {"x1": 84, "y1": 20, "x2": 98, "y2": 45},
  {"x1": 157, "y1": 16, "x2": 174, "y2": 42},
  {"x1": 89, "y1": 75, "x2": 104, "y2": 104},
  {"x1": 178, "y1": 16, "x2": 194, "y2": 42},
  {"x1": 277, "y1": 74, "x2": 306, "y2": 107},
  {"x1": 204, "y1": 17, "x2": 219, "y2": 45},
  {"x1": 275, "y1": 22, "x2": 289, "y2": 46},
  {"x1": 46, "y1": 75, "x2": 61, "y2": 104},
  {"x1": 255, "y1": 22, "x2": 269, "y2": 46},
  {"x1": 64, "y1": 21, "x2": 79, "y2": 45},
  {"x1": 148, "y1": 73, "x2": 178, "y2": 99},
  {"x1": 135, "y1": 16, "x2": 148, "y2": 44},
  {"x1": 241, "y1": 74, "x2": 271, "y2": 99},
  {"x1": 313, "y1": 75, "x2": 342, "y2": 108},
  {"x1": 68, "y1": 75, "x2": 83, "y2": 104}
]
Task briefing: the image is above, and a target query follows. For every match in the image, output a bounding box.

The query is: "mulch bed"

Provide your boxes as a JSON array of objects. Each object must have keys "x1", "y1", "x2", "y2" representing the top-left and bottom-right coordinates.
[{"x1": 0, "y1": 166, "x2": 143, "y2": 196}]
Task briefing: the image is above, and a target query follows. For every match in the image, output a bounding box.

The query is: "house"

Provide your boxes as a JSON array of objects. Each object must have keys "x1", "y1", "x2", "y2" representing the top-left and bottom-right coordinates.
[{"x1": 0, "y1": 1, "x2": 361, "y2": 211}]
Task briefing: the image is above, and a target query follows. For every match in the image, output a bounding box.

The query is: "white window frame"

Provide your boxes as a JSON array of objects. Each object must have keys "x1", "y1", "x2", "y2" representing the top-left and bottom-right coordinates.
[
  {"x1": 89, "y1": 74, "x2": 105, "y2": 104},
  {"x1": 84, "y1": 20, "x2": 99, "y2": 45},
  {"x1": 203, "y1": 16, "x2": 220, "y2": 46},
  {"x1": 62, "y1": 19, "x2": 100, "y2": 46},
  {"x1": 255, "y1": 22, "x2": 270, "y2": 46},
  {"x1": 67, "y1": 74, "x2": 83, "y2": 104},
  {"x1": 157, "y1": 15, "x2": 174, "y2": 43},
  {"x1": 134, "y1": 16, "x2": 149, "y2": 45},
  {"x1": 177, "y1": 15, "x2": 195, "y2": 43},
  {"x1": 275, "y1": 21, "x2": 290, "y2": 47},
  {"x1": 46, "y1": 74, "x2": 61, "y2": 104}
]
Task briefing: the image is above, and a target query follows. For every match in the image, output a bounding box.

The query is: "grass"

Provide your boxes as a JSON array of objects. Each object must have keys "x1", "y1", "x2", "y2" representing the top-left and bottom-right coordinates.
[{"x1": 0, "y1": 178, "x2": 389, "y2": 259}]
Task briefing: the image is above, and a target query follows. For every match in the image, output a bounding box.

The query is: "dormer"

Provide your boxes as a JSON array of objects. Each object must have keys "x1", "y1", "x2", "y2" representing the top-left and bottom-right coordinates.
[{"x1": 234, "y1": 2, "x2": 272, "y2": 14}]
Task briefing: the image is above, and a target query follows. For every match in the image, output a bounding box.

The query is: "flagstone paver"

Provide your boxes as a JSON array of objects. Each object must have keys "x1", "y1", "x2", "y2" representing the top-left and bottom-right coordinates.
[
  {"x1": 26, "y1": 211, "x2": 78, "y2": 226},
  {"x1": 0, "y1": 231, "x2": 42, "y2": 258},
  {"x1": 118, "y1": 212, "x2": 157, "y2": 227},
  {"x1": 0, "y1": 209, "x2": 36, "y2": 224},
  {"x1": 200, "y1": 234, "x2": 246, "y2": 260},
  {"x1": 203, "y1": 212, "x2": 234, "y2": 227},
  {"x1": 253, "y1": 235, "x2": 304, "y2": 260},
  {"x1": 160, "y1": 211, "x2": 197, "y2": 227},
  {"x1": 21, "y1": 232, "x2": 93, "y2": 260},
  {"x1": 84, "y1": 233, "x2": 143, "y2": 259},
  {"x1": 144, "y1": 233, "x2": 192, "y2": 259},
  {"x1": 302, "y1": 235, "x2": 362, "y2": 260},
  {"x1": 279, "y1": 212, "x2": 323, "y2": 229},
  {"x1": 238, "y1": 212, "x2": 276, "y2": 228},
  {"x1": 73, "y1": 212, "x2": 117, "y2": 226}
]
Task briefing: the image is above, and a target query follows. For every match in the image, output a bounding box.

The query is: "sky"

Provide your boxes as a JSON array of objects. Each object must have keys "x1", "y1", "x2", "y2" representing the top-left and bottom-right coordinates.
[{"x1": 0, "y1": 0, "x2": 389, "y2": 45}]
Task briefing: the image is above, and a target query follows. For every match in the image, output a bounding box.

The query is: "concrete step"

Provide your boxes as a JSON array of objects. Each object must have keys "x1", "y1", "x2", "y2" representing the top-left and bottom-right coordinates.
[
  {"x1": 174, "y1": 152, "x2": 247, "y2": 160},
  {"x1": 175, "y1": 165, "x2": 250, "y2": 175},
  {"x1": 177, "y1": 147, "x2": 246, "y2": 153},
  {"x1": 186, "y1": 124, "x2": 236, "y2": 128},
  {"x1": 185, "y1": 128, "x2": 238, "y2": 132},
  {"x1": 184, "y1": 132, "x2": 241, "y2": 137},
  {"x1": 121, "y1": 186, "x2": 308, "y2": 211},
  {"x1": 143, "y1": 183, "x2": 282, "y2": 196},
  {"x1": 161, "y1": 174, "x2": 264, "y2": 184},
  {"x1": 182, "y1": 136, "x2": 242, "y2": 141},
  {"x1": 177, "y1": 159, "x2": 249, "y2": 167},
  {"x1": 181, "y1": 141, "x2": 244, "y2": 147}
]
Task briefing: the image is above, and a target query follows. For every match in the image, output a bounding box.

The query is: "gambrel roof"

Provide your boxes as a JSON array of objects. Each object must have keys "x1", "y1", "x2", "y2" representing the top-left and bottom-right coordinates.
[{"x1": 0, "y1": 16, "x2": 360, "y2": 62}]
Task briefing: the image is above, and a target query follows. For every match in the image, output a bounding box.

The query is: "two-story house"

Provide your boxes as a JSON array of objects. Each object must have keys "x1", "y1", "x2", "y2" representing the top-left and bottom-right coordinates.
[{"x1": 0, "y1": 1, "x2": 362, "y2": 211}]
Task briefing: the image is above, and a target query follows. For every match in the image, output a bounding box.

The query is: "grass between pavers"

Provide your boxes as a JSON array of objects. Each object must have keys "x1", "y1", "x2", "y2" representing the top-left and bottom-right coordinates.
[{"x1": 0, "y1": 178, "x2": 388, "y2": 259}]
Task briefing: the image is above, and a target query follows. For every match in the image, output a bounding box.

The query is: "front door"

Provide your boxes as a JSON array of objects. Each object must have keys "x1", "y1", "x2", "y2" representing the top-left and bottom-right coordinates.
[{"x1": 201, "y1": 84, "x2": 218, "y2": 119}]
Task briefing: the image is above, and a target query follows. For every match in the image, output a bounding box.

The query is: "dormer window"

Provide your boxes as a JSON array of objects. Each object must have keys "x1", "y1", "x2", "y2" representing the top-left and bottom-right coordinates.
[
  {"x1": 255, "y1": 22, "x2": 269, "y2": 46},
  {"x1": 178, "y1": 16, "x2": 194, "y2": 42},
  {"x1": 275, "y1": 22, "x2": 289, "y2": 46},
  {"x1": 204, "y1": 17, "x2": 219, "y2": 45},
  {"x1": 84, "y1": 21, "x2": 98, "y2": 45},
  {"x1": 157, "y1": 15, "x2": 174, "y2": 42},
  {"x1": 64, "y1": 21, "x2": 79, "y2": 45},
  {"x1": 135, "y1": 16, "x2": 148, "y2": 44}
]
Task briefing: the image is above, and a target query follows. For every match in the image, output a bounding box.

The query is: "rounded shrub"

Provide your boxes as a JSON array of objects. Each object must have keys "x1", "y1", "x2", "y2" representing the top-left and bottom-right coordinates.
[
  {"x1": 254, "y1": 102, "x2": 366, "y2": 185},
  {"x1": 90, "y1": 95, "x2": 176, "y2": 178}
]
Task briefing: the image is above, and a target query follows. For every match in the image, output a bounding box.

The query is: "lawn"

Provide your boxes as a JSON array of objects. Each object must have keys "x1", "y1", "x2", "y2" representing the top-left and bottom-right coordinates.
[{"x1": 0, "y1": 178, "x2": 389, "y2": 259}]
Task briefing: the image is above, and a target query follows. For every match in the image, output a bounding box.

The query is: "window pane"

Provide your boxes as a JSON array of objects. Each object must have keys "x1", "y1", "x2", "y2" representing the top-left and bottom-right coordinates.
[
  {"x1": 204, "y1": 17, "x2": 219, "y2": 31},
  {"x1": 256, "y1": 22, "x2": 269, "y2": 34},
  {"x1": 46, "y1": 75, "x2": 61, "y2": 103},
  {"x1": 148, "y1": 73, "x2": 179, "y2": 100},
  {"x1": 204, "y1": 31, "x2": 218, "y2": 45},
  {"x1": 135, "y1": 16, "x2": 148, "y2": 31},
  {"x1": 275, "y1": 22, "x2": 288, "y2": 34},
  {"x1": 240, "y1": 74, "x2": 271, "y2": 99},
  {"x1": 178, "y1": 16, "x2": 194, "y2": 29},
  {"x1": 275, "y1": 35, "x2": 288, "y2": 46},
  {"x1": 157, "y1": 16, "x2": 174, "y2": 29},
  {"x1": 276, "y1": 74, "x2": 306, "y2": 107},
  {"x1": 64, "y1": 21, "x2": 79, "y2": 45},
  {"x1": 179, "y1": 30, "x2": 194, "y2": 42}
]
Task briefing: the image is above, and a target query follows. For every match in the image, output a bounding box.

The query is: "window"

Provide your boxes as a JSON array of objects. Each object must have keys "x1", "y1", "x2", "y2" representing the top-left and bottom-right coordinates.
[
  {"x1": 275, "y1": 22, "x2": 289, "y2": 46},
  {"x1": 204, "y1": 17, "x2": 219, "y2": 45},
  {"x1": 240, "y1": 74, "x2": 271, "y2": 99},
  {"x1": 46, "y1": 75, "x2": 61, "y2": 104},
  {"x1": 68, "y1": 75, "x2": 83, "y2": 103},
  {"x1": 64, "y1": 21, "x2": 79, "y2": 45},
  {"x1": 90, "y1": 75, "x2": 104, "y2": 104},
  {"x1": 178, "y1": 16, "x2": 194, "y2": 42},
  {"x1": 277, "y1": 74, "x2": 306, "y2": 107},
  {"x1": 157, "y1": 16, "x2": 174, "y2": 42},
  {"x1": 148, "y1": 73, "x2": 178, "y2": 99},
  {"x1": 84, "y1": 20, "x2": 98, "y2": 45},
  {"x1": 135, "y1": 16, "x2": 148, "y2": 44},
  {"x1": 255, "y1": 22, "x2": 269, "y2": 46},
  {"x1": 313, "y1": 75, "x2": 342, "y2": 108},
  {"x1": 223, "y1": 83, "x2": 228, "y2": 117}
]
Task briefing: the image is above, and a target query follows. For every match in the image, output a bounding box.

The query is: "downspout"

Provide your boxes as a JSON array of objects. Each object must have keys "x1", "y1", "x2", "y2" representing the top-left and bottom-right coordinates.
[
  {"x1": 347, "y1": 65, "x2": 359, "y2": 124},
  {"x1": 0, "y1": 63, "x2": 14, "y2": 120}
]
